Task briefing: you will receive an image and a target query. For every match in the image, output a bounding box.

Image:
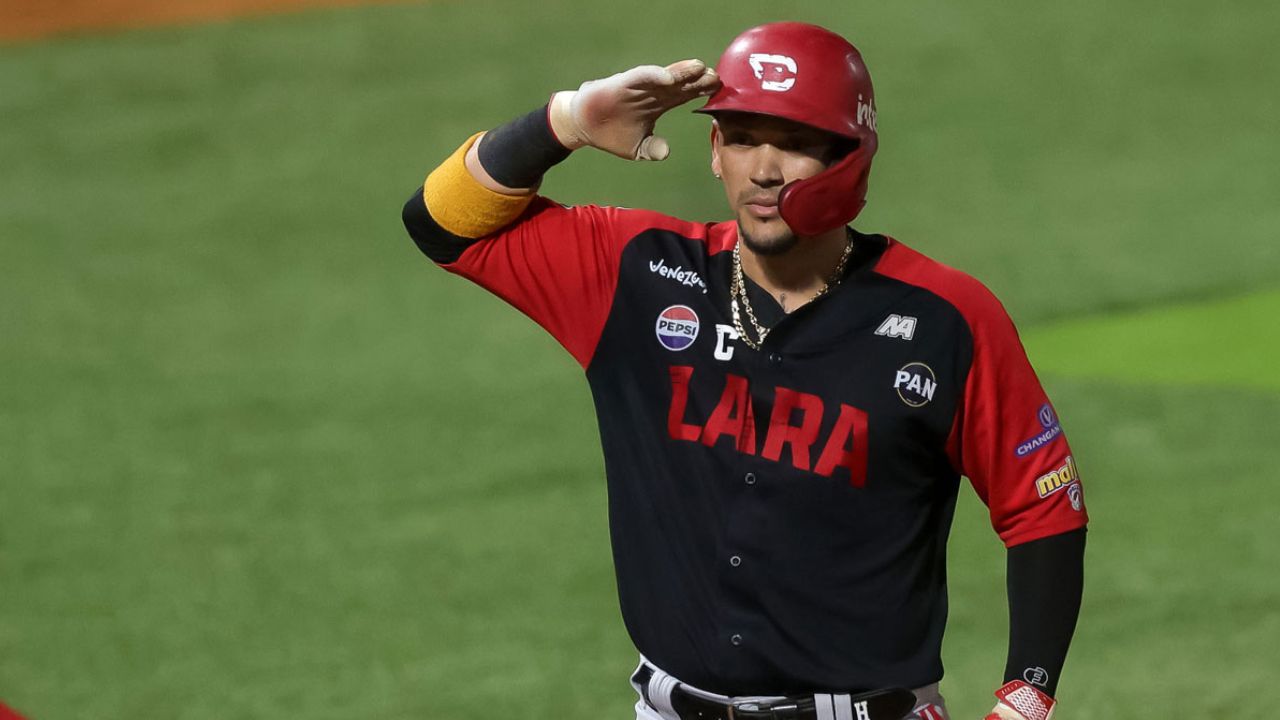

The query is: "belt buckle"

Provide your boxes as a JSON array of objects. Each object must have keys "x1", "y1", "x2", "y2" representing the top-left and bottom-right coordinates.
[
  {"x1": 761, "y1": 701, "x2": 800, "y2": 720},
  {"x1": 729, "y1": 699, "x2": 798, "y2": 720}
]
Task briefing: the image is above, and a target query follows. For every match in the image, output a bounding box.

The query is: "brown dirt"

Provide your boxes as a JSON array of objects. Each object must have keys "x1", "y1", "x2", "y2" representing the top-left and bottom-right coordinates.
[{"x1": 0, "y1": 0, "x2": 410, "y2": 43}]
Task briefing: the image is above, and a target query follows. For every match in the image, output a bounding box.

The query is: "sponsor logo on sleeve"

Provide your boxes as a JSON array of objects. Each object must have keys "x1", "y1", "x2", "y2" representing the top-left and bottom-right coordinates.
[
  {"x1": 1015, "y1": 403, "x2": 1064, "y2": 458},
  {"x1": 1034, "y1": 455, "x2": 1080, "y2": 500},
  {"x1": 649, "y1": 258, "x2": 708, "y2": 294},
  {"x1": 856, "y1": 93, "x2": 877, "y2": 131},
  {"x1": 894, "y1": 362, "x2": 937, "y2": 407},
  {"x1": 655, "y1": 305, "x2": 700, "y2": 351}
]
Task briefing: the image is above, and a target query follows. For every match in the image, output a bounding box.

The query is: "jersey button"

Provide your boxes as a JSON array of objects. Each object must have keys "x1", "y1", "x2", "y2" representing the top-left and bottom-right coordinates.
[
  {"x1": 768, "y1": 352, "x2": 782, "y2": 365},
  {"x1": 744, "y1": 472, "x2": 756, "y2": 485},
  {"x1": 729, "y1": 555, "x2": 742, "y2": 567},
  {"x1": 730, "y1": 634, "x2": 743, "y2": 646}
]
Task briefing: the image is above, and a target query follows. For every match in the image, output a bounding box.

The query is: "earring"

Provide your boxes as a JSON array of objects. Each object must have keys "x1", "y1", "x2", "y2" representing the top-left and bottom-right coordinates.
[{"x1": 714, "y1": 173, "x2": 722, "y2": 178}]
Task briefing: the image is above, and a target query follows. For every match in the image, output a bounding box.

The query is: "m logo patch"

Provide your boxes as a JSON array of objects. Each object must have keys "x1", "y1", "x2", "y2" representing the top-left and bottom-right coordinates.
[
  {"x1": 874, "y1": 314, "x2": 917, "y2": 340},
  {"x1": 747, "y1": 53, "x2": 797, "y2": 92}
]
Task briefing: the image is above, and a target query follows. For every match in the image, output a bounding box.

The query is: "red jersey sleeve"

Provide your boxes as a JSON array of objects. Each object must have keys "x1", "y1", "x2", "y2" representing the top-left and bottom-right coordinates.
[
  {"x1": 952, "y1": 283, "x2": 1089, "y2": 547},
  {"x1": 875, "y1": 239, "x2": 1088, "y2": 547},
  {"x1": 440, "y1": 197, "x2": 693, "y2": 369}
]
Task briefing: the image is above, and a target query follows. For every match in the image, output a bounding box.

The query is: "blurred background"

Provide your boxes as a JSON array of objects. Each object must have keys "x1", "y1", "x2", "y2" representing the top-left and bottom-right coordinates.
[{"x1": 1, "y1": 0, "x2": 1277, "y2": 717}]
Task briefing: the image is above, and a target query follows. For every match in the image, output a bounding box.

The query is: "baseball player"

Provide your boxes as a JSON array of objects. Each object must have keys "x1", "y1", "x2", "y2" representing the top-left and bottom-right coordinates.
[{"x1": 402, "y1": 22, "x2": 1086, "y2": 720}]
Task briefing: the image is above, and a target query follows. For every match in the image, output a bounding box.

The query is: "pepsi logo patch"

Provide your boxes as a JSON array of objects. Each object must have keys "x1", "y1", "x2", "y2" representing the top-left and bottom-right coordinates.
[{"x1": 655, "y1": 305, "x2": 700, "y2": 351}]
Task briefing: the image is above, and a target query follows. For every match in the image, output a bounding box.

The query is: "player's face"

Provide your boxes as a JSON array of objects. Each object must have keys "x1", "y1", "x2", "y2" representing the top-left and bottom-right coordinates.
[{"x1": 711, "y1": 112, "x2": 840, "y2": 255}]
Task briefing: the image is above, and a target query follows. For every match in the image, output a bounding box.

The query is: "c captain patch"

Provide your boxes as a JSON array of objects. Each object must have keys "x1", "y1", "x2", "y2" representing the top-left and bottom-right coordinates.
[{"x1": 655, "y1": 305, "x2": 700, "y2": 351}]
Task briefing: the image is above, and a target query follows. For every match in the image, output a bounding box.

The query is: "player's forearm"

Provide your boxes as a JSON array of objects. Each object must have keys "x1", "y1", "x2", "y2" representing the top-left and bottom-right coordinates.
[
  {"x1": 402, "y1": 106, "x2": 572, "y2": 264},
  {"x1": 1003, "y1": 527, "x2": 1085, "y2": 696},
  {"x1": 468, "y1": 104, "x2": 573, "y2": 193}
]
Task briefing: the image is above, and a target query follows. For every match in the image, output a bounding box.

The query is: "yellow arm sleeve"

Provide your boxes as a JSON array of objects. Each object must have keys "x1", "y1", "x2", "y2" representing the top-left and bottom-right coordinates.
[{"x1": 422, "y1": 133, "x2": 537, "y2": 239}]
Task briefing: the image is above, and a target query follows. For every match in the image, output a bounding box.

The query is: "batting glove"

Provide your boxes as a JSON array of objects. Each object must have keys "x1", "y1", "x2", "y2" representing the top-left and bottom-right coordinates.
[
  {"x1": 984, "y1": 680, "x2": 1056, "y2": 720},
  {"x1": 548, "y1": 59, "x2": 721, "y2": 161}
]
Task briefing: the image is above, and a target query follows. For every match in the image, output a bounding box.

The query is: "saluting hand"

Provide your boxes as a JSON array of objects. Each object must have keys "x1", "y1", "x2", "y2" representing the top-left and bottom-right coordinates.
[{"x1": 548, "y1": 59, "x2": 722, "y2": 161}]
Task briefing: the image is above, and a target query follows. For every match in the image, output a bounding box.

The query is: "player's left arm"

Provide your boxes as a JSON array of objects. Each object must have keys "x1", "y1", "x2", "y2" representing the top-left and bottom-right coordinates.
[
  {"x1": 982, "y1": 528, "x2": 1084, "y2": 720},
  {"x1": 948, "y1": 281, "x2": 1089, "y2": 720},
  {"x1": 1005, "y1": 529, "x2": 1085, "y2": 696}
]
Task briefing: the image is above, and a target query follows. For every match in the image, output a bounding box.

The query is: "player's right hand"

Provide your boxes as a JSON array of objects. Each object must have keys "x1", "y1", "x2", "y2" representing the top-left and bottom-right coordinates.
[
  {"x1": 983, "y1": 681, "x2": 1056, "y2": 720},
  {"x1": 548, "y1": 59, "x2": 721, "y2": 161}
]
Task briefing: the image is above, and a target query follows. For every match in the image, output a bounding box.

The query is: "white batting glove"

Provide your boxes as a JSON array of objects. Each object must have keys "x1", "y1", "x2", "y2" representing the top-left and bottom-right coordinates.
[
  {"x1": 548, "y1": 59, "x2": 721, "y2": 161},
  {"x1": 983, "y1": 681, "x2": 1056, "y2": 720}
]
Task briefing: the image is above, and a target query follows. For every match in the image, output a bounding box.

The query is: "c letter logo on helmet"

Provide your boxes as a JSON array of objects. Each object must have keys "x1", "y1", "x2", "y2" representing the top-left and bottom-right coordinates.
[{"x1": 747, "y1": 53, "x2": 797, "y2": 92}]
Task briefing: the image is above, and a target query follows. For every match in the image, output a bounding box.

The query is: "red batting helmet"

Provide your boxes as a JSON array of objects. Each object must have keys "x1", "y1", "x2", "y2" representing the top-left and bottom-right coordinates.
[{"x1": 696, "y1": 22, "x2": 878, "y2": 236}]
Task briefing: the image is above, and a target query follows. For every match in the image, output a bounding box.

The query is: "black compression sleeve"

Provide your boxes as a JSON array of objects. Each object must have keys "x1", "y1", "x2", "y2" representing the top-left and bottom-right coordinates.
[
  {"x1": 1003, "y1": 528, "x2": 1086, "y2": 696},
  {"x1": 476, "y1": 104, "x2": 572, "y2": 189}
]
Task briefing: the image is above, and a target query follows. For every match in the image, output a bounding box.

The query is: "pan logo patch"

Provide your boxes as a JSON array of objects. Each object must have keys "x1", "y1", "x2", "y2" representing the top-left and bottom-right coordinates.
[
  {"x1": 655, "y1": 305, "x2": 700, "y2": 351},
  {"x1": 894, "y1": 362, "x2": 937, "y2": 407}
]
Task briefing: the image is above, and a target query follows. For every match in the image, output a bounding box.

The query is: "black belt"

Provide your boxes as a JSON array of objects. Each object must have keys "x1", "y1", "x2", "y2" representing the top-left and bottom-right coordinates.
[{"x1": 635, "y1": 665, "x2": 917, "y2": 720}]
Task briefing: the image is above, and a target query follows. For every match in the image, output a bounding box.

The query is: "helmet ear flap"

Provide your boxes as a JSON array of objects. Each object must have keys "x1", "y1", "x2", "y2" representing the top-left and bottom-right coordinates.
[{"x1": 778, "y1": 142, "x2": 874, "y2": 236}]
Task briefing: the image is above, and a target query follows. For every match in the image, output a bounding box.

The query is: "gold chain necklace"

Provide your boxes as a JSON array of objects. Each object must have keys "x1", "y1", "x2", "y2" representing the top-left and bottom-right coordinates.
[{"x1": 729, "y1": 231, "x2": 855, "y2": 351}]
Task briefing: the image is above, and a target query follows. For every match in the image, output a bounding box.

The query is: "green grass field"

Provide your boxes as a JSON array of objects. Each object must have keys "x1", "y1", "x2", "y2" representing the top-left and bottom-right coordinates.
[{"x1": 2, "y1": 1, "x2": 1278, "y2": 718}]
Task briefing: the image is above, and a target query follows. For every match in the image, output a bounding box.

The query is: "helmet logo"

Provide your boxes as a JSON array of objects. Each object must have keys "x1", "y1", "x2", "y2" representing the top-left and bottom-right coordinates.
[
  {"x1": 747, "y1": 53, "x2": 797, "y2": 92},
  {"x1": 857, "y1": 93, "x2": 878, "y2": 131}
]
